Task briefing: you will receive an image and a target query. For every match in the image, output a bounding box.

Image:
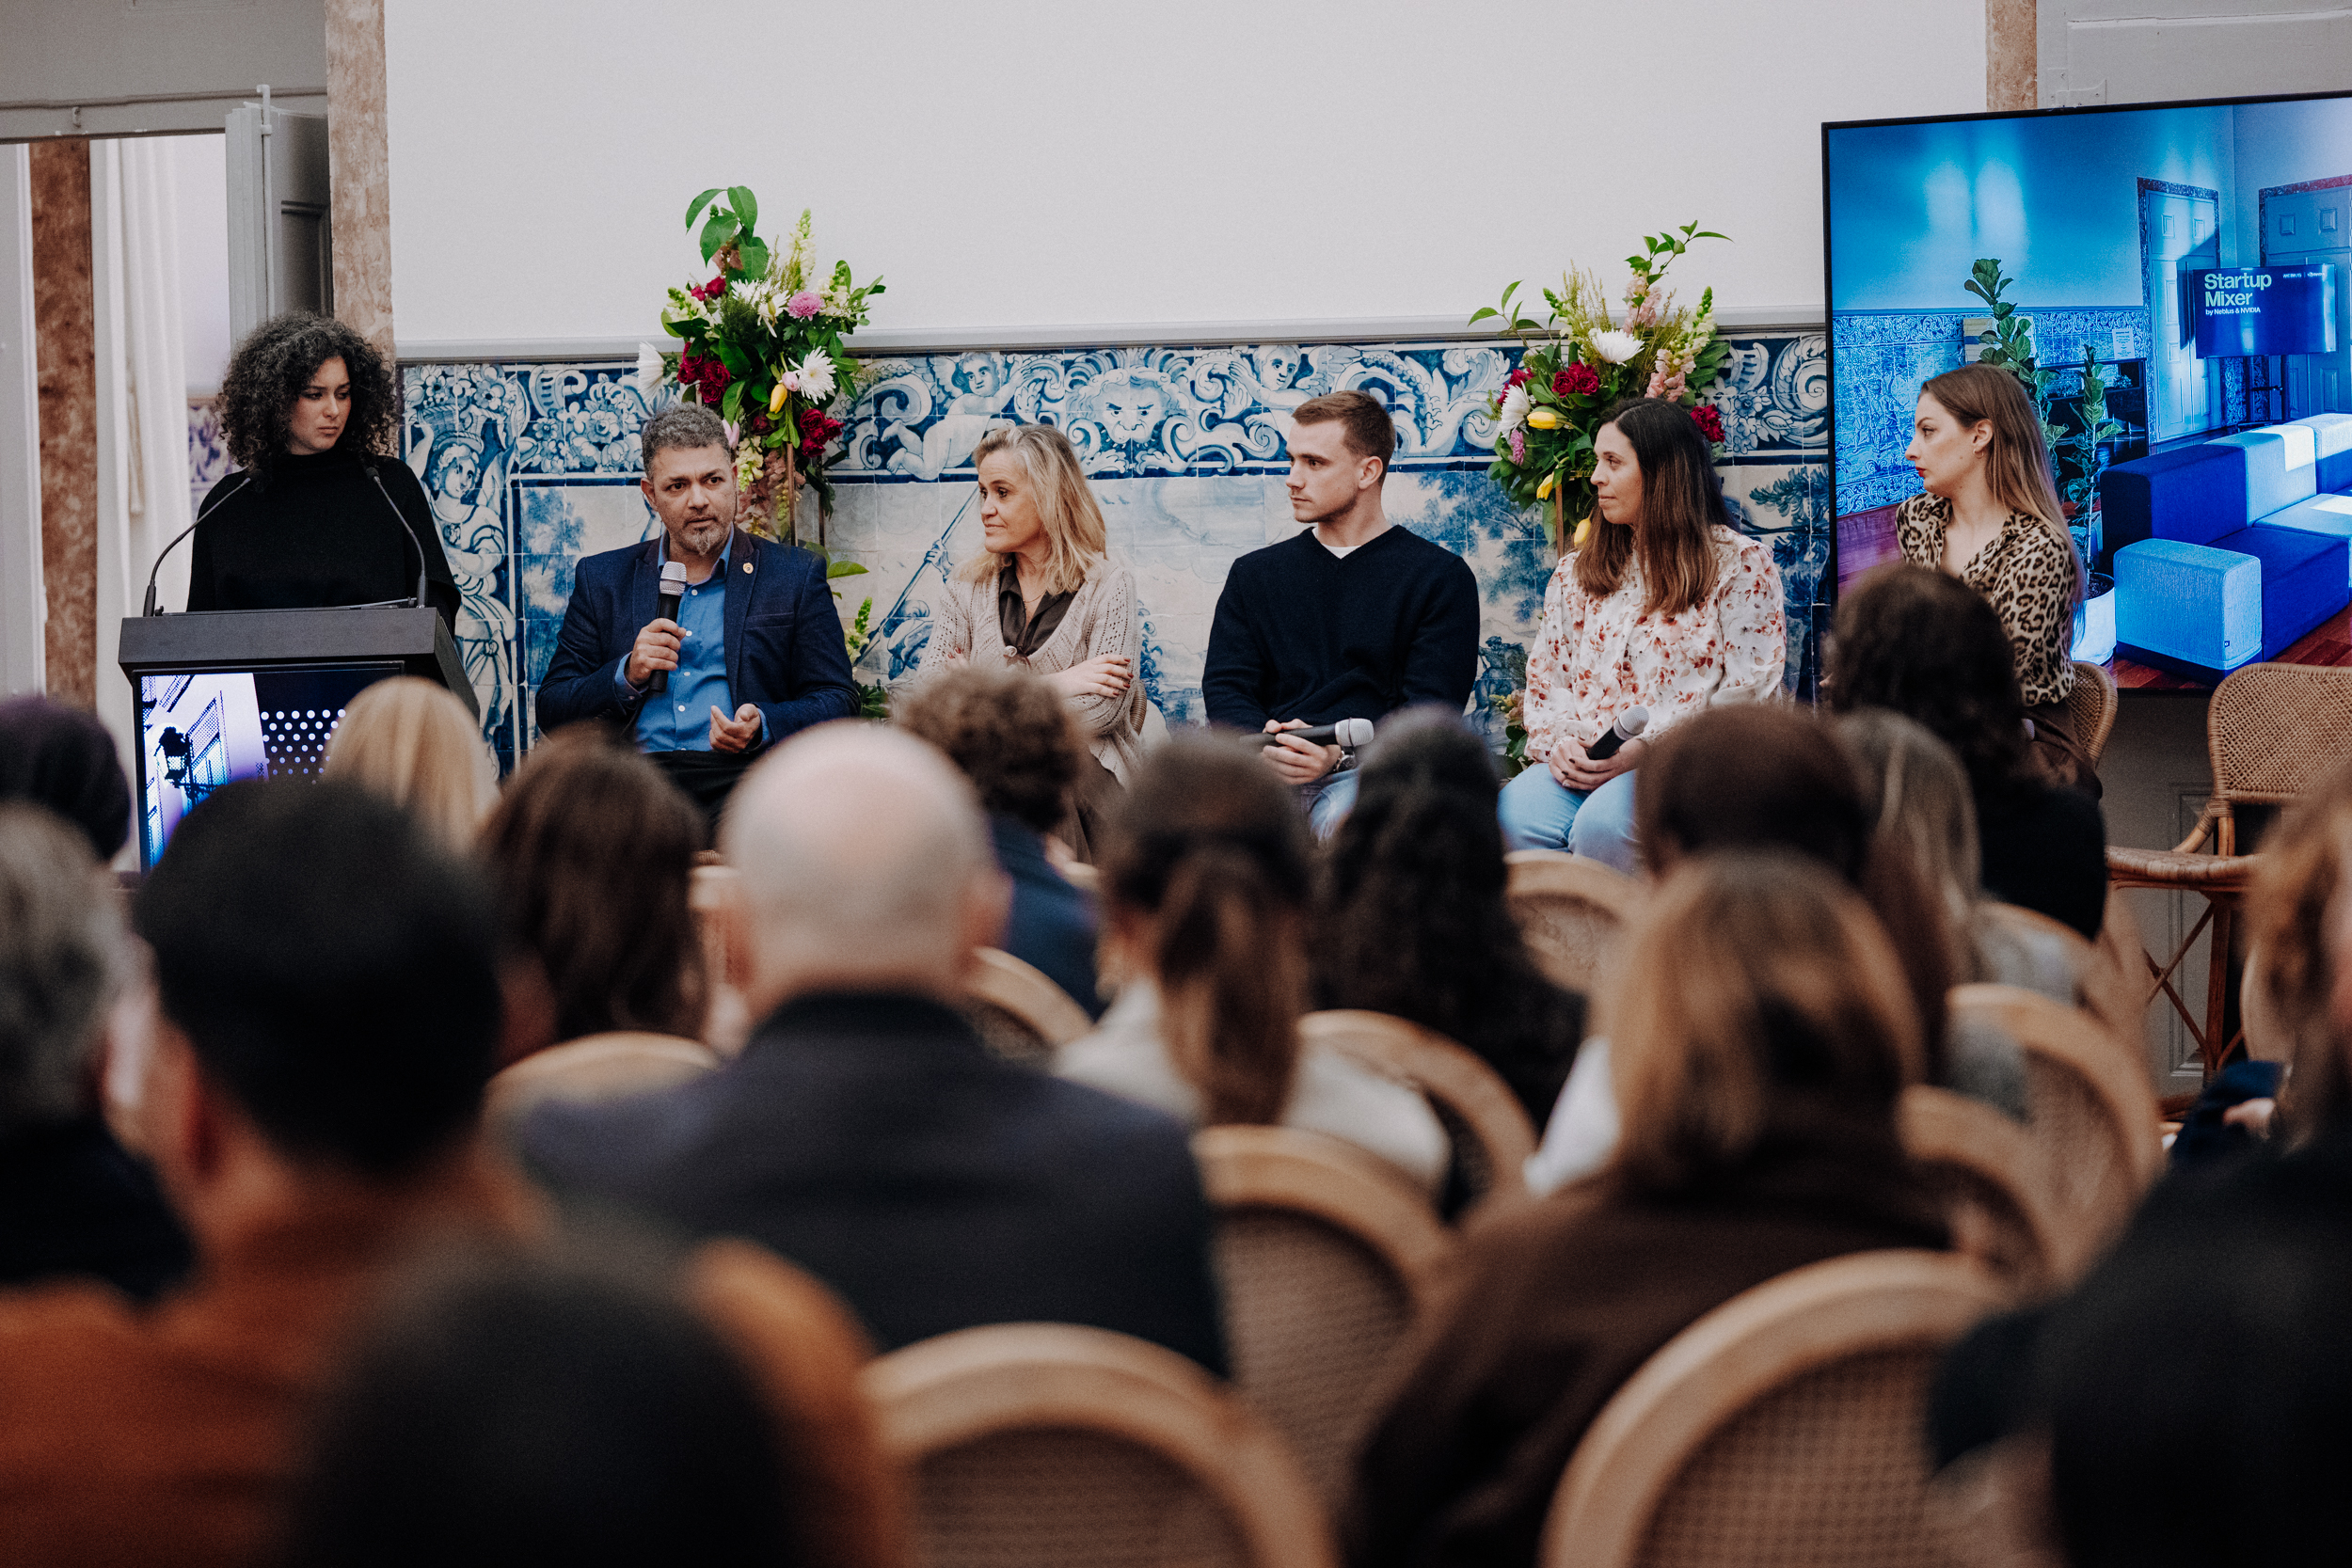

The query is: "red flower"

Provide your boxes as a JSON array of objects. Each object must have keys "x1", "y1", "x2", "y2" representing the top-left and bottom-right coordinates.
[
  {"x1": 1504, "y1": 367, "x2": 1532, "y2": 390},
  {"x1": 1553, "y1": 363, "x2": 1600, "y2": 397},
  {"x1": 690, "y1": 275, "x2": 729, "y2": 303},
  {"x1": 1690, "y1": 404, "x2": 1725, "y2": 444},
  {"x1": 796, "y1": 408, "x2": 845, "y2": 456},
  {"x1": 677, "y1": 351, "x2": 731, "y2": 404}
]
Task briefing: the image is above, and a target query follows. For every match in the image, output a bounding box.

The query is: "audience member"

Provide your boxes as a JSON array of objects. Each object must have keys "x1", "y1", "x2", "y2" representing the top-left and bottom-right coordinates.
[
  {"x1": 1057, "y1": 737, "x2": 1449, "y2": 1195},
  {"x1": 895, "y1": 665, "x2": 1104, "y2": 1016},
  {"x1": 1315, "y1": 707, "x2": 1588, "y2": 1124},
  {"x1": 476, "y1": 729, "x2": 709, "y2": 1063},
  {"x1": 0, "y1": 805, "x2": 191, "y2": 1300},
  {"x1": 2245, "y1": 752, "x2": 2352, "y2": 1143},
  {"x1": 322, "y1": 676, "x2": 499, "y2": 853},
  {"x1": 914, "y1": 423, "x2": 1144, "y2": 859},
  {"x1": 0, "y1": 697, "x2": 133, "y2": 862},
  {"x1": 1347, "y1": 853, "x2": 1946, "y2": 1568},
  {"x1": 518, "y1": 724, "x2": 1229, "y2": 1370},
  {"x1": 1497, "y1": 397, "x2": 1787, "y2": 871},
  {"x1": 1204, "y1": 390, "x2": 1480, "y2": 837},
  {"x1": 1827, "y1": 562, "x2": 2107, "y2": 939},
  {"x1": 284, "y1": 1237, "x2": 904, "y2": 1568},
  {"x1": 0, "y1": 781, "x2": 530, "y2": 1566}
]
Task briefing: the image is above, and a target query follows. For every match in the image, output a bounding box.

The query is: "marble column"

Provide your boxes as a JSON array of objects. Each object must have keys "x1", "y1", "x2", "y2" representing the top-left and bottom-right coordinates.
[
  {"x1": 29, "y1": 138, "x2": 96, "y2": 711},
  {"x1": 1985, "y1": 0, "x2": 2037, "y2": 112},
  {"x1": 326, "y1": 0, "x2": 395, "y2": 363}
]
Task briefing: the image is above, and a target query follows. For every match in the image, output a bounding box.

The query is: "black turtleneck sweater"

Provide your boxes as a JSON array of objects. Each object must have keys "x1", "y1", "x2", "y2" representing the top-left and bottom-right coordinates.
[{"x1": 186, "y1": 447, "x2": 461, "y2": 631}]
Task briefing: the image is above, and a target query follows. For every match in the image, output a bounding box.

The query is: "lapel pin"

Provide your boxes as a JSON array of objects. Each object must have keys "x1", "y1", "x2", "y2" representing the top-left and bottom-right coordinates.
[{"x1": 742, "y1": 561, "x2": 754, "y2": 575}]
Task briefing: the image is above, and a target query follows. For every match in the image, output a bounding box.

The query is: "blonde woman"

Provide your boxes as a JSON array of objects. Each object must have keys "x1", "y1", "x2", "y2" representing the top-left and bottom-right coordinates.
[
  {"x1": 1897, "y1": 361, "x2": 2093, "y2": 793},
  {"x1": 916, "y1": 423, "x2": 1143, "y2": 858},
  {"x1": 322, "y1": 677, "x2": 498, "y2": 852}
]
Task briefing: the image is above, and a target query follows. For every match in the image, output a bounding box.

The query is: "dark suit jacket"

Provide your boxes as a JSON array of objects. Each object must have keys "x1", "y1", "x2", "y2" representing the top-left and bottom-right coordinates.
[
  {"x1": 534, "y1": 527, "x2": 860, "y2": 744},
  {"x1": 990, "y1": 816, "x2": 1104, "y2": 1020},
  {"x1": 517, "y1": 991, "x2": 1229, "y2": 1372}
]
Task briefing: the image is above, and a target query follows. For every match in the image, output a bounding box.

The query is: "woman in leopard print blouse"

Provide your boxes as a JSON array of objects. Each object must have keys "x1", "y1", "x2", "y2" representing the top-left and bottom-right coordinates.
[{"x1": 1894, "y1": 362, "x2": 2097, "y2": 794}]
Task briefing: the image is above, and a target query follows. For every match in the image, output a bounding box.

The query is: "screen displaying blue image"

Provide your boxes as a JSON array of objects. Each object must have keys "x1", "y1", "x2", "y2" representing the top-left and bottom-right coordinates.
[
  {"x1": 136, "y1": 662, "x2": 402, "y2": 869},
  {"x1": 1825, "y1": 90, "x2": 2352, "y2": 688}
]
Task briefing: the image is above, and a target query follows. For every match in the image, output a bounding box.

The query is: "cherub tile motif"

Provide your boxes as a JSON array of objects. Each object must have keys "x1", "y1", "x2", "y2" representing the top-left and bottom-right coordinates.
[{"x1": 401, "y1": 331, "x2": 1830, "y2": 772}]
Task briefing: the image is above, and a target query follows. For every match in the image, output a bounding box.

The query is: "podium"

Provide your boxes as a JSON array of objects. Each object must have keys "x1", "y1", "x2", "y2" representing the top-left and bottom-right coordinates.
[{"x1": 117, "y1": 608, "x2": 479, "y2": 867}]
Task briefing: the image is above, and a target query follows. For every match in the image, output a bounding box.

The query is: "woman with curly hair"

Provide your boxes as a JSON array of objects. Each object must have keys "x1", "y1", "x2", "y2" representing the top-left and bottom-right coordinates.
[
  {"x1": 1315, "y1": 707, "x2": 1587, "y2": 1123},
  {"x1": 187, "y1": 312, "x2": 459, "y2": 629}
]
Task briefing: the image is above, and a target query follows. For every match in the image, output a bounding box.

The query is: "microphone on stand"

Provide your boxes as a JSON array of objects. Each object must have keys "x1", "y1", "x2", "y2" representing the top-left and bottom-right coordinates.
[
  {"x1": 1251, "y1": 717, "x2": 1375, "y2": 751},
  {"x1": 361, "y1": 461, "x2": 434, "y2": 613},
  {"x1": 1585, "y1": 705, "x2": 1650, "y2": 762},
  {"x1": 649, "y1": 561, "x2": 690, "y2": 695},
  {"x1": 140, "y1": 473, "x2": 256, "y2": 615}
]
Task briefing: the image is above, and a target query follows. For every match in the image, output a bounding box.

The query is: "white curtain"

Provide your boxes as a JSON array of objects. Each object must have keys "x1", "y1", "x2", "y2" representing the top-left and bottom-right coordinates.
[{"x1": 90, "y1": 138, "x2": 193, "y2": 856}]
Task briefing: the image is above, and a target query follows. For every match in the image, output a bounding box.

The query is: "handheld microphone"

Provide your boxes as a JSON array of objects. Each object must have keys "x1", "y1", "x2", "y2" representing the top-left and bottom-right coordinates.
[
  {"x1": 361, "y1": 461, "x2": 433, "y2": 613},
  {"x1": 1585, "y1": 705, "x2": 1650, "y2": 763},
  {"x1": 650, "y1": 561, "x2": 690, "y2": 695},
  {"x1": 1253, "y1": 717, "x2": 1375, "y2": 751},
  {"x1": 141, "y1": 472, "x2": 255, "y2": 614}
]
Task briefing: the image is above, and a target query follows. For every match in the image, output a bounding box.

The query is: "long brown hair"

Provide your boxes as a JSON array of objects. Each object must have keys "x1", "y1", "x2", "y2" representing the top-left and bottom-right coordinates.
[
  {"x1": 1918, "y1": 362, "x2": 2082, "y2": 601},
  {"x1": 1608, "y1": 852, "x2": 1924, "y2": 1194},
  {"x1": 1098, "y1": 738, "x2": 1311, "y2": 1125},
  {"x1": 954, "y1": 423, "x2": 1109, "y2": 596},
  {"x1": 1572, "y1": 397, "x2": 1731, "y2": 617},
  {"x1": 476, "y1": 728, "x2": 707, "y2": 1051}
]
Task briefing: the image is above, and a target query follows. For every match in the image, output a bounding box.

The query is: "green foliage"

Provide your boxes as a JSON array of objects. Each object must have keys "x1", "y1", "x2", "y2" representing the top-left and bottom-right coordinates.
[
  {"x1": 1490, "y1": 689, "x2": 1531, "y2": 777},
  {"x1": 2058, "y1": 344, "x2": 2126, "y2": 511},
  {"x1": 1964, "y1": 258, "x2": 2066, "y2": 451}
]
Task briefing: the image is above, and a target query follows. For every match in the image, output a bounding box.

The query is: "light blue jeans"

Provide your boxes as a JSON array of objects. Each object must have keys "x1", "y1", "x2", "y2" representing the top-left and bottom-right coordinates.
[
  {"x1": 1301, "y1": 769, "x2": 1360, "y2": 840},
  {"x1": 1498, "y1": 765, "x2": 1642, "y2": 875}
]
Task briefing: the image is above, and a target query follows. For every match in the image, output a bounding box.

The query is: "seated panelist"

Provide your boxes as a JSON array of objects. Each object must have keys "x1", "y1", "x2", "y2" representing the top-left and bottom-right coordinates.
[
  {"x1": 187, "y1": 312, "x2": 460, "y2": 630},
  {"x1": 535, "y1": 404, "x2": 860, "y2": 819}
]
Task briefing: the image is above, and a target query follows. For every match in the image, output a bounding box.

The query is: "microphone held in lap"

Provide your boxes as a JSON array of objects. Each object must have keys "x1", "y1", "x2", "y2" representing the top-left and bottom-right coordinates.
[
  {"x1": 650, "y1": 562, "x2": 689, "y2": 695},
  {"x1": 1251, "y1": 717, "x2": 1375, "y2": 751},
  {"x1": 1585, "y1": 705, "x2": 1649, "y2": 763}
]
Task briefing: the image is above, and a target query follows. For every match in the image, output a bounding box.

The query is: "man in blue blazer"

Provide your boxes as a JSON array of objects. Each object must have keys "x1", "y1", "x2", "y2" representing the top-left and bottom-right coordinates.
[{"x1": 536, "y1": 403, "x2": 859, "y2": 816}]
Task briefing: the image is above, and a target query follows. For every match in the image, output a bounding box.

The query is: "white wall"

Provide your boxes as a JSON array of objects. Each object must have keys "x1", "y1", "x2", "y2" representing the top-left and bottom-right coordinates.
[
  {"x1": 162, "y1": 134, "x2": 230, "y2": 395},
  {"x1": 384, "y1": 0, "x2": 1986, "y2": 348}
]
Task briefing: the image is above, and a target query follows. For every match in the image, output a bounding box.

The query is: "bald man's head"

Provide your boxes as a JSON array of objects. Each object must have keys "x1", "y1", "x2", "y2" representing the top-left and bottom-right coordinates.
[{"x1": 721, "y1": 723, "x2": 1007, "y2": 1009}]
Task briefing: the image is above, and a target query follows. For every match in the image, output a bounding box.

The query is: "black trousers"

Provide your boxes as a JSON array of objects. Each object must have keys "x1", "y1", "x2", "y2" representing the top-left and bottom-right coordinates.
[{"x1": 645, "y1": 748, "x2": 757, "y2": 839}]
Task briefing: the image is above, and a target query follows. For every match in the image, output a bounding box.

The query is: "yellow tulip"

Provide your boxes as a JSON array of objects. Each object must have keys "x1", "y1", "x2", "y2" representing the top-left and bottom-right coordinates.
[
  {"x1": 769, "y1": 380, "x2": 790, "y2": 416},
  {"x1": 1571, "y1": 514, "x2": 1594, "y2": 548},
  {"x1": 1536, "y1": 471, "x2": 1558, "y2": 501},
  {"x1": 1526, "y1": 407, "x2": 1562, "y2": 430}
]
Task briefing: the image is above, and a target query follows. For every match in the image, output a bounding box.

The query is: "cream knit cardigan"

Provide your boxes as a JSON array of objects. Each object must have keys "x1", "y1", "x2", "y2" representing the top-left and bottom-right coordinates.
[{"x1": 914, "y1": 557, "x2": 1147, "y2": 784}]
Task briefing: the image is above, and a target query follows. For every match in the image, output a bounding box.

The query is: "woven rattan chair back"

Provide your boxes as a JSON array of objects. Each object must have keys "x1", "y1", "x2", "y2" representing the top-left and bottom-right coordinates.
[
  {"x1": 2204, "y1": 663, "x2": 2352, "y2": 812},
  {"x1": 1297, "y1": 1010, "x2": 1538, "y2": 1212},
  {"x1": 864, "y1": 1323, "x2": 1337, "y2": 1568},
  {"x1": 2062, "y1": 659, "x2": 2118, "y2": 766},
  {"x1": 485, "y1": 1032, "x2": 720, "y2": 1125},
  {"x1": 1541, "y1": 1251, "x2": 2005, "y2": 1568},
  {"x1": 961, "y1": 947, "x2": 1093, "y2": 1068},
  {"x1": 1896, "y1": 1086, "x2": 2062, "y2": 1291},
  {"x1": 1192, "y1": 1125, "x2": 1454, "y2": 1500},
  {"x1": 1505, "y1": 849, "x2": 1645, "y2": 996},
  {"x1": 1947, "y1": 984, "x2": 2159, "y2": 1276}
]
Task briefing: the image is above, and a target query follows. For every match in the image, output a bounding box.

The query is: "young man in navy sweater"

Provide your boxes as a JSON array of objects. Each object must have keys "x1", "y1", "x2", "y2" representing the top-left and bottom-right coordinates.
[{"x1": 1202, "y1": 390, "x2": 1481, "y2": 836}]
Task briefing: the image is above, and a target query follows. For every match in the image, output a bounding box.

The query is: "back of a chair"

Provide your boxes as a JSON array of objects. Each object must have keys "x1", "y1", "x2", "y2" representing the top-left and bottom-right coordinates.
[
  {"x1": 2080, "y1": 887, "x2": 2155, "y2": 1072},
  {"x1": 1192, "y1": 1125, "x2": 1454, "y2": 1500},
  {"x1": 1896, "y1": 1086, "x2": 2061, "y2": 1291},
  {"x1": 1297, "y1": 1010, "x2": 1538, "y2": 1211},
  {"x1": 485, "y1": 1032, "x2": 720, "y2": 1123},
  {"x1": 864, "y1": 1323, "x2": 1336, "y2": 1568},
  {"x1": 2205, "y1": 662, "x2": 2352, "y2": 807},
  {"x1": 1542, "y1": 1251, "x2": 2005, "y2": 1568},
  {"x1": 2063, "y1": 659, "x2": 2117, "y2": 766},
  {"x1": 1947, "y1": 984, "x2": 2160, "y2": 1274},
  {"x1": 961, "y1": 947, "x2": 1093, "y2": 1068},
  {"x1": 1505, "y1": 849, "x2": 1645, "y2": 996}
]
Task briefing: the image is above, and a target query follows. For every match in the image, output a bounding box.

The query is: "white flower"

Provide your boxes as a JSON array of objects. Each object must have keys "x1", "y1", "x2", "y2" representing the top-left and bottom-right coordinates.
[
  {"x1": 793, "y1": 349, "x2": 837, "y2": 403},
  {"x1": 1589, "y1": 330, "x2": 1645, "y2": 364},
  {"x1": 634, "y1": 342, "x2": 666, "y2": 393},
  {"x1": 1497, "y1": 385, "x2": 1531, "y2": 432}
]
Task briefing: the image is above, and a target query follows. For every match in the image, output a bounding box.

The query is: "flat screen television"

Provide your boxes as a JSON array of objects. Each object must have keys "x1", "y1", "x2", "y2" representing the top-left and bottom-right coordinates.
[{"x1": 1823, "y1": 89, "x2": 2352, "y2": 689}]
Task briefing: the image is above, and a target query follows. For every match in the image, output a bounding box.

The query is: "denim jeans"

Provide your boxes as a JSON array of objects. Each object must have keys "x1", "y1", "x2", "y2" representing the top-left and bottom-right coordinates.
[
  {"x1": 1497, "y1": 765, "x2": 1641, "y2": 875},
  {"x1": 1300, "y1": 768, "x2": 1360, "y2": 841}
]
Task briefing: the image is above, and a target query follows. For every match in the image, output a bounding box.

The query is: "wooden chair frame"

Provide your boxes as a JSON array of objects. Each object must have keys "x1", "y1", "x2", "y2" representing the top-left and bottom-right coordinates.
[
  {"x1": 2063, "y1": 658, "x2": 2118, "y2": 765},
  {"x1": 1297, "y1": 1010, "x2": 1539, "y2": 1210},
  {"x1": 1897, "y1": 1085, "x2": 2064, "y2": 1291},
  {"x1": 967, "y1": 947, "x2": 1094, "y2": 1051},
  {"x1": 864, "y1": 1322, "x2": 1337, "y2": 1568},
  {"x1": 2106, "y1": 662, "x2": 2352, "y2": 1073},
  {"x1": 1193, "y1": 1125, "x2": 1454, "y2": 1297},
  {"x1": 1504, "y1": 849, "x2": 1645, "y2": 995},
  {"x1": 1540, "y1": 1251, "x2": 2006, "y2": 1568},
  {"x1": 485, "y1": 1032, "x2": 720, "y2": 1121}
]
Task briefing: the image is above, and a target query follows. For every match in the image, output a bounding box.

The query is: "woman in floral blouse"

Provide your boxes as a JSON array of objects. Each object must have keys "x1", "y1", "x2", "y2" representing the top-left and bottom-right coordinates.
[
  {"x1": 1499, "y1": 398, "x2": 1786, "y2": 873},
  {"x1": 1893, "y1": 362, "x2": 2094, "y2": 795}
]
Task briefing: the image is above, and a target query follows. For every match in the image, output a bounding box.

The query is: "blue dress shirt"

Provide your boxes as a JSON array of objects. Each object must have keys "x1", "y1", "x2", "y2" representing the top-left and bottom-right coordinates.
[{"x1": 615, "y1": 538, "x2": 755, "y2": 752}]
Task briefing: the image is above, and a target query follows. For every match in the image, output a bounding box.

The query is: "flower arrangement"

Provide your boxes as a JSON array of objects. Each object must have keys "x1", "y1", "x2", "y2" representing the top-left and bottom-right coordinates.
[
  {"x1": 1473, "y1": 222, "x2": 1731, "y2": 549},
  {"x1": 640, "y1": 187, "x2": 884, "y2": 538}
]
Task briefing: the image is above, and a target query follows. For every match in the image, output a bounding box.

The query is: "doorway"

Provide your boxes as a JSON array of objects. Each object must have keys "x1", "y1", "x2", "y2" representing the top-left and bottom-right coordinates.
[
  {"x1": 2139, "y1": 178, "x2": 2221, "y2": 447},
  {"x1": 2262, "y1": 176, "x2": 2352, "y2": 417}
]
